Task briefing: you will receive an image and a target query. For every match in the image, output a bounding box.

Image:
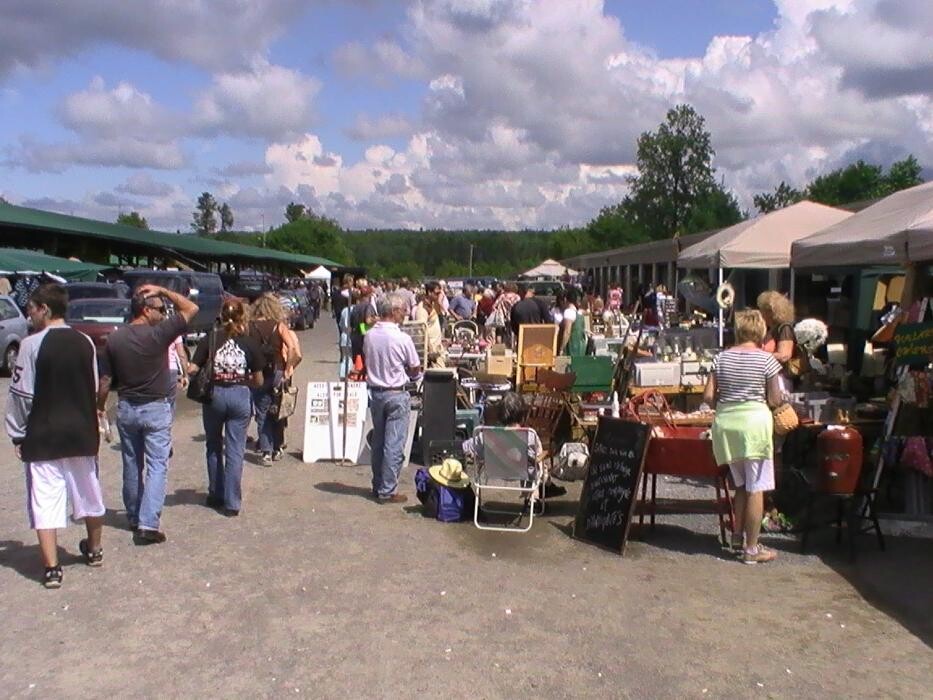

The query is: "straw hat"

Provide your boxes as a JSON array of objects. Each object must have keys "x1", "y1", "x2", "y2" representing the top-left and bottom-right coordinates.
[{"x1": 428, "y1": 458, "x2": 471, "y2": 488}]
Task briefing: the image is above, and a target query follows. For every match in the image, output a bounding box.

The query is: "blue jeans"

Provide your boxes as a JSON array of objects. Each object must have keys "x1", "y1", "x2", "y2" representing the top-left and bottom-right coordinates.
[
  {"x1": 369, "y1": 390, "x2": 411, "y2": 498},
  {"x1": 117, "y1": 398, "x2": 173, "y2": 531},
  {"x1": 203, "y1": 384, "x2": 252, "y2": 511},
  {"x1": 252, "y1": 370, "x2": 283, "y2": 454}
]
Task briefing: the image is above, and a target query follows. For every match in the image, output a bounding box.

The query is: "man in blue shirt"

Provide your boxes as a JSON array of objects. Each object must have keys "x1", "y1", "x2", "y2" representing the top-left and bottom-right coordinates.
[{"x1": 449, "y1": 284, "x2": 476, "y2": 320}]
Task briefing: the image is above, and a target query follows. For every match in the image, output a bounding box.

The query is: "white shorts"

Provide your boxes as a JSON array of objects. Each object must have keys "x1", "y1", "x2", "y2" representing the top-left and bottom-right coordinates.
[
  {"x1": 25, "y1": 457, "x2": 106, "y2": 530},
  {"x1": 728, "y1": 458, "x2": 775, "y2": 494}
]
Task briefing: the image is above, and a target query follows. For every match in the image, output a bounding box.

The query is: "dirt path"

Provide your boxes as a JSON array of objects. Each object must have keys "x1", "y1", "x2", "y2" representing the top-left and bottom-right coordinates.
[{"x1": 0, "y1": 319, "x2": 930, "y2": 698}]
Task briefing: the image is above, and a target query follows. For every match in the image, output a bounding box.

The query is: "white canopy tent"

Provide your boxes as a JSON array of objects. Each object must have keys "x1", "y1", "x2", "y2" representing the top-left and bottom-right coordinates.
[
  {"x1": 304, "y1": 265, "x2": 332, "y2": 281},
  {"x1": 519, "y1": 258, "x2": 578, "y2": 279},
  {"x1": 791, "y1": 181, "x2": 933, "y2": 267},
  {"x1": 678, "y1": 201, "x2": 852, "y2": 269},
  {"x1": 677, "y1": 201, "x2": 852, "y2": 345}
]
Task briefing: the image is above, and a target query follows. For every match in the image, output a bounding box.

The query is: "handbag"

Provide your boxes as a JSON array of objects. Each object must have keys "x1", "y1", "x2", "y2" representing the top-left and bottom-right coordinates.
[
  {"x1": 270, "y1": 378, "x2": 298, "y2": 419},
  {"x1": 786, "y1": 345, "x2": 811, "y2": 378},
  {"x1": 186, "y1": 328, "x2": 216, "y2": 404},
  {"x1": 772, "y1": 402, "x2": 799, "y2": 436}
]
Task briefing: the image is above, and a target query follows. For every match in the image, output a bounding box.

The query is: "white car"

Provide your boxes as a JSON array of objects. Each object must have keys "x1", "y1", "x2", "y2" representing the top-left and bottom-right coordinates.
[{"x1": 0, "y1": 295, "x2": 28, "y2": 376}]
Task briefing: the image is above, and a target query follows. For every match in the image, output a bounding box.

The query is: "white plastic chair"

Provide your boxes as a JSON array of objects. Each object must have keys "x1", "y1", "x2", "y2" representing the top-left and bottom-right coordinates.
[{"x1": 470, "y1": 426, "x2": 544, "y2": 532}]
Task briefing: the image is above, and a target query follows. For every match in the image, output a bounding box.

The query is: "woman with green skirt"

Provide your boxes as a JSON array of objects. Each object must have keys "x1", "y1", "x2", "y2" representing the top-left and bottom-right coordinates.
[{"x1": 704, "y1": 310, "x2": 784, "y2": 564}]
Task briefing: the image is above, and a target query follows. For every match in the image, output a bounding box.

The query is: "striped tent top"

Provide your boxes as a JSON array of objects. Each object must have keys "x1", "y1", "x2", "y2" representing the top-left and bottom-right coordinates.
[{"x1": 712, "y1": 348, "x2": 782, "y2": 404}]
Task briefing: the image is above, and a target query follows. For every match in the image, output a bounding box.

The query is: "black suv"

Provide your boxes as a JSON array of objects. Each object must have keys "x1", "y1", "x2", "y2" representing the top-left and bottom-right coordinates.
[{"x1": 123, "y1": 269, "x2": 224, "y2": 334}]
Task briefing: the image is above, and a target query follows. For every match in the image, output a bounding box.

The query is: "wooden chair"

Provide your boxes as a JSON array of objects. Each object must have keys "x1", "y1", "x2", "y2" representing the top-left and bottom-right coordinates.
[{"x1": 524, "y1": 391, "x2": 565, "y2": 478}]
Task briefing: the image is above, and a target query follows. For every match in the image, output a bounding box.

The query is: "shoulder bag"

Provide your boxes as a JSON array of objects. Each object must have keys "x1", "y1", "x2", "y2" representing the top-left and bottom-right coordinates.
[
  {"x1": 187, "y1": 328, "x2": 216, "y2": 404},
  {"x1": 270, "y1": 377, "x2": 298, "y2": 419}
]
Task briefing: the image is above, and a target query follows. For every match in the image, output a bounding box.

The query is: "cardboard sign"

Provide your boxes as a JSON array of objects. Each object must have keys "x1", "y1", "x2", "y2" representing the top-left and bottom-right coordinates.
[
  {"x1": 894, "y1": 322, "x2": 933, "y2": 366},
  {"x1": 574, "y1": 417, "x2": 650, "y2": 555}
]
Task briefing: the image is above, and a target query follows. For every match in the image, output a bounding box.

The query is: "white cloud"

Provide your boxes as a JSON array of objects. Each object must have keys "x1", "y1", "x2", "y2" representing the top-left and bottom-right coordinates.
[
  {"x1": 346, "y1": 113, "x2": 416, "y2": 141},
  {"x1": 116, "y1": 173, "x2": 175, "y2": 197},
  {"x1": 0, "y1": 0, "x2": 309, "y2": 76},
  {"x1": 193, "y1": 59, "x2": 321, "y2": 140}
]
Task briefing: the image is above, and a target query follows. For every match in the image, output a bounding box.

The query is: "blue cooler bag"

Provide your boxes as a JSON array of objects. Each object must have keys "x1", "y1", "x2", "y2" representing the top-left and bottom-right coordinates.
[{"x1": 415, "y1": 466, "x2": 475, "y2": 522}]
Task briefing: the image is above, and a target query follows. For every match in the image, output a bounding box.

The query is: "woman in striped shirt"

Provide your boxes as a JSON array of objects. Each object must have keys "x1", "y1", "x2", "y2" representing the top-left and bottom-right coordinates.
[{"x1": 703, "y1": 310, "x2": 784, "y2": 564}]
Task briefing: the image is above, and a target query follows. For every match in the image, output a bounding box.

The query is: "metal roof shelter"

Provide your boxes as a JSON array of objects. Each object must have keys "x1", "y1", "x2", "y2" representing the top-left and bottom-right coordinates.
[{"x1": 0, "y1": 203, "x2": 339, "y2": 271}]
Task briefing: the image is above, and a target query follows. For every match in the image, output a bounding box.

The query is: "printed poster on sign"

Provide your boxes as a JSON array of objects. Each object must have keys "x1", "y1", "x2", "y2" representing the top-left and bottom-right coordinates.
[{"x1": 302, "y1": 382, "x2": 331, "y2": 462}]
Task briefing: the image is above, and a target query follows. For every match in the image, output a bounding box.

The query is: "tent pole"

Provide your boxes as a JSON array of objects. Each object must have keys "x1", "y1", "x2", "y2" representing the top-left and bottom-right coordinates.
[
  {"x1": 718, "y1": 266, "x2": 724, "y2": 348},
  {"x1": 790, "y1": 268, "x2": 796, "y2": 302}
]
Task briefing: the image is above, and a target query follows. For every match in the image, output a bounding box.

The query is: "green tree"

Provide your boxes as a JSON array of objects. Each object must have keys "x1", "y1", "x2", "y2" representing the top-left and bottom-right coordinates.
[
  {"x1": 265, "y1": 215, "x2": 354, "y2": 265},
  {"x1": 117, "y1": 211, "x2": 149, "y2": 229},
  {"x1": 753, "y1": 181, "x2": 804, "y2": 213},
  {"x1": 219, "y1": 202, "x2": 234, "y2": 232},
  {"x1": 285, "y1": 202, "x2": 307, "y2": 223},
  {"x1": 585, "y1": 203, "x2": 647, "y2": 249},
  {"x1": 883, "y1": 155, "x2": 923, "y2": 193},
  {"x1": 435, "y1": 259, "x2": 467, "y2": 278},
  {"x1": 191, "y1": 191, "x2": 218, "y2": 235},
  {"x1": 624, "y1": 104, "x2": 740, "y2": 239},
  {"x1": 806, "y1": 160, "x2": 886, "y2": 206}
]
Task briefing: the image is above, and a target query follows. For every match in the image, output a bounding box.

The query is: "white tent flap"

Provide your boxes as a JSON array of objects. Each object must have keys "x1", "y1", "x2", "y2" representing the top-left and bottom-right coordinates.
[{"x1": 792, "y1": 181, "x2": 933, "y2": 267}]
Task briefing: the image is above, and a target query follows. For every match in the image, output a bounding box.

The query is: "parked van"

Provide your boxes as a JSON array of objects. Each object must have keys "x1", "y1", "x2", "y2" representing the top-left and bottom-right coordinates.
[{"x1": 122, "y1": 269, "x2": 224, "y2": 334}]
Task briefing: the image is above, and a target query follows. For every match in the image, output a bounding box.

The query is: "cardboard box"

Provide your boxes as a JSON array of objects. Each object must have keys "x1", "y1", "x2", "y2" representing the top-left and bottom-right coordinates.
[{"x1": 484, "y1": 347, "x2": 515, "y2": 377}]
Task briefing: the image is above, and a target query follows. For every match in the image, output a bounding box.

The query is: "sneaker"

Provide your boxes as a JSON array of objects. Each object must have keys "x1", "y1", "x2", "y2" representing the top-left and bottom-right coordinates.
[
  {"x1": 205, "y1": 495, "x2": 223, "y2": 509},
  {"x1": 742, "y1": 545, "x2": 777, "y2": 565},
  {"x1": 730, "y1": 533, "x2": 745, "y2": 553},
  {"x1": 78, "y1": 539, "x2": 103, "y2": 567},
  {"x1": 43, "y1": 566, "x2": 63, "y2": 589},
  {"x1": 260, "y1": 452, "x2": 273, "y2": 466},
  {"x1": 543, "y1": 482, "x2": 567, "y2": 498},
  {"x1": 222, "y1": 508, "x2": 239, "y2": 517},
  {"x1": 272, "y1": 448, "x2": 284, "y2": 461},
  {"x1": 134, "y1": 529, "x2": 167, "y2": 545}
]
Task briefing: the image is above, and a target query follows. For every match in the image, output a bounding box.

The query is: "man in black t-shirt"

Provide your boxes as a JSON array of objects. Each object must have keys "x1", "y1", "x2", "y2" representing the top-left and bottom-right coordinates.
[
  {"x1": 98, "y1": 284, "x2": 198, "y2": 544},
  {"x1": 510, "y1": 283, "x2": 546, "y2": 340}
]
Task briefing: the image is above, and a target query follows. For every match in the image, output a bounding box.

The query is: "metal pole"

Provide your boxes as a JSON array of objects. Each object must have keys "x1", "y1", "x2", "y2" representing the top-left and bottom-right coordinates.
[
  {"x1": 789, "y1": 268, "x2": 796, "y2": 302},
  {"x1": 718, "y1": 266, "x2": 724, "y2": 348},
  {"x1": 468, "y1": 244, "x2": 474, "y2": 278}
]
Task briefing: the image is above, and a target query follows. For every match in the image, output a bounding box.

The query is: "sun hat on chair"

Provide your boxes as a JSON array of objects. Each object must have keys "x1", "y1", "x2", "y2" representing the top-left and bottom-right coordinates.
[{"x1": 428, "y1": 458, "x2": 471, "y2": 488}]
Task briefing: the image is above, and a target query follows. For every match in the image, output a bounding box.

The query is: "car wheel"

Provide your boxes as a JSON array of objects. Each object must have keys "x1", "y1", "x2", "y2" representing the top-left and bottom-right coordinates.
[{"x1": 2, "y1": 343, "x2": 18, "y2": 377}]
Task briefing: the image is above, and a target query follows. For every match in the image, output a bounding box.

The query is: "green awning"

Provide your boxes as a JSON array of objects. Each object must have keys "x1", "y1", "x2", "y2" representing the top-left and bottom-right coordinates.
[{"x1": 0, "y1": 248, "x2": 109, "y2": 281}]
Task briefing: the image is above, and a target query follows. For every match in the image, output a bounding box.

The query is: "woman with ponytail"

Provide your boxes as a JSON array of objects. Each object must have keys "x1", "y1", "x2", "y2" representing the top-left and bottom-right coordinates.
[{"x1": 189, "y1": 299, "x2": 264, "y2": 516}]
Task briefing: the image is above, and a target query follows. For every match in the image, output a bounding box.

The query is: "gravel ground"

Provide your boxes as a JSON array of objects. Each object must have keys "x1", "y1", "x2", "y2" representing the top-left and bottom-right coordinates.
[{"x1": 0, "y1": 319, "x2": 930, "y2": 699}]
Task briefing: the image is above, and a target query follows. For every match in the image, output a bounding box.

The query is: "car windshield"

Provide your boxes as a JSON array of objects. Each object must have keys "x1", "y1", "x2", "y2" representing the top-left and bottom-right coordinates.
[{"x1": 66, "y1": 300, "x2": 130, "y2": 323}]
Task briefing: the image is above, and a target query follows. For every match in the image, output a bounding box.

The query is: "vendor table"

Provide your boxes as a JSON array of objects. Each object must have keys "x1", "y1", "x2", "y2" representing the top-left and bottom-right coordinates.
[
  {"x1": 633, "y1": 424, "x2": 735, "y2": 544},
  {"x1": 445, "y1": 352, "x2": 485, "y2": 370},
  {"x1": 628, "y1": 384, "x2": 705, "y2": 412}
]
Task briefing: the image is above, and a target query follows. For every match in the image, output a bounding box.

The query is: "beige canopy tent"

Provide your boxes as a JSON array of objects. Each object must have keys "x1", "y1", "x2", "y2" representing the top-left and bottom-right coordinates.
[
  {"x1": 678, "y1": 201, "x2": 852, "y2": 269},
  {"x1": 791, "y1": 181, "x2": 933, "y2": 267},
  {"x1": 519, "y1": 258, "x2": 578, "y2": 279}
]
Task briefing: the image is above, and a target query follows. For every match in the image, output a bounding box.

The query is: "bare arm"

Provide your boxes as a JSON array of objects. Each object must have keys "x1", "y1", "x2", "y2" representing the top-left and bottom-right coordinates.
[
  {"x1": 137, "y1": 284, "x2": 199, "y2": 323},
  {"x1": 766, "y1": 374, "x2": 784, "y2": 409},
  {"x1": 773, "y1": 339, "x2": 794, "y2": 364},
  {"x1": 97, "y1": 376, "x2": 111, "y2": 412},
  {"x1": 559, "y1": 318, "x2": 572, "y2": 353},
  {"x1": 702, "y1": 373, "x2": 716, "y2": 407}
]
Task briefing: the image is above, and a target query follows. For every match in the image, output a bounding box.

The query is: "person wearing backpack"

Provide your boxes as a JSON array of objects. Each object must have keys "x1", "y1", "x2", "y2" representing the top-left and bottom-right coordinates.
[{"x1": 248, "y1": 294, "x2": 299, "y2": 465}]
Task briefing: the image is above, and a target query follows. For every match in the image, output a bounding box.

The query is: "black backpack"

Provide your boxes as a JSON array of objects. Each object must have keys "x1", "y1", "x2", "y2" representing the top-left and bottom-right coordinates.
[{"x1": 252, "y1": 321, "x2": 279, "y2": 373}]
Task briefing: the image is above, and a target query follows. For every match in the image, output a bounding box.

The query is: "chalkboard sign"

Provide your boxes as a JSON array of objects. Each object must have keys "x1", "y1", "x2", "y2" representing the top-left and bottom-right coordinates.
[
  {"x1": 574, "y1": 417, "x2": 650, "y2": 555},
  {"x1": 894, "y1": 322, "x2": 933, "y2": 366}
]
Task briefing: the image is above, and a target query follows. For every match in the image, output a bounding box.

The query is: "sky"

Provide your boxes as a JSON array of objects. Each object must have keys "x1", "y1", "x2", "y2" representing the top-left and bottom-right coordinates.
[{"x1": 0, "y1": 0, "x2": 931, "y2": 233}]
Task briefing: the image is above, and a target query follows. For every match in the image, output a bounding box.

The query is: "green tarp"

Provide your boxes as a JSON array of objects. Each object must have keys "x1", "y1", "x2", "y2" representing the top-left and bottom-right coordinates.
[{"x1": 0, "y1": 248, "x2": 108, "y2": 281}]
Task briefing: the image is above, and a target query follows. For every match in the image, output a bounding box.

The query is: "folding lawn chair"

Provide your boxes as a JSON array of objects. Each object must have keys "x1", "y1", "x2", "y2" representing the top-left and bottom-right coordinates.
[{"x1": 470, "y1": 426, "x2": 544, "y2": 533}]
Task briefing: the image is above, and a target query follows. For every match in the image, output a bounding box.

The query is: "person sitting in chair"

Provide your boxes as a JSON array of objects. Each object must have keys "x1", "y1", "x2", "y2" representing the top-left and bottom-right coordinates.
[{"x1": 462, "y1": 392, "x2": 565, "y2": 497}]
